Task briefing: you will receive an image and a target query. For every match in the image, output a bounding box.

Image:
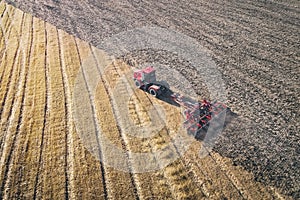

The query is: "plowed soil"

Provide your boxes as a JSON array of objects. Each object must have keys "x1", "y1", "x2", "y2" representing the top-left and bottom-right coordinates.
[{"x1": 1, "y1": 0, "x2": 299, "y2": 199}]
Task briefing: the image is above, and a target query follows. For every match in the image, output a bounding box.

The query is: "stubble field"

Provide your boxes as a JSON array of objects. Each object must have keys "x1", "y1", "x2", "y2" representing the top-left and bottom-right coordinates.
[{"x1": 0, "y1": 0, "x2": 299, "y2": 199}]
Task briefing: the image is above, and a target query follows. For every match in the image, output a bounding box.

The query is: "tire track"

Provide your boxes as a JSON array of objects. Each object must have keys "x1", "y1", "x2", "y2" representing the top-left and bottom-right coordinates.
[
  {"x1": 33, "y1": 22, "x2": 70, "y2": 199},
  {"x1": 0, "y1": 9, "x2": 24, "y2": 153},
  {"x1": 73, "y1": 39, "x2": 108, "y2": 200},
  {"x1": 0, "y1": 1, "x2": 8, "y2": 62},
  {"x1": 11, "y1": 14, "x2": 34, "y2": 199},
  {"x1": 0, "y1": 14, "x2": 32, "y2": 199},
  {"x1": 0, "y1": 10, "x2": 25, "y2": 199},
  {"x1": 0, "y1": 3, "x2": 16, "y2": 84},
  {"x1": 58, "y1": 31, "x2": 107, "y2": 200},
  {"x1": 94, "y1": 60, "x2": 171, "y2": 199},
  {"x1": 1, "y1": 3, "x2": 14, "y2": 31},
  {"x1": 12, "y1": 14, "x2": 37, "y2": 199},
  {"x1": 32, "y1": 19, "x2": 48, "y2": 200},
  {"x1": 90, "y1": 47, "x2": 140, "y2": 200},
  {"x1": 57, "y1": 27, "x2": 74, "y2": 200},
  {"x1": 0, "y1": 6, "x2": 20, "y2": 117}
]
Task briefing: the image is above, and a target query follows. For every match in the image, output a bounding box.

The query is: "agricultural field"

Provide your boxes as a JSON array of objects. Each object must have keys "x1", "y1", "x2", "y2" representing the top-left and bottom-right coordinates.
[{"x1": 0, "y1": 0, "x2": 299, "y2": 199}]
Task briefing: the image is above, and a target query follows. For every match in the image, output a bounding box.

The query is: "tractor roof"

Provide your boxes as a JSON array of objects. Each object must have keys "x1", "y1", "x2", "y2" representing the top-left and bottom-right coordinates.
[{"x1": 141, "y1": 66, "x2": 155, "y2": 74}]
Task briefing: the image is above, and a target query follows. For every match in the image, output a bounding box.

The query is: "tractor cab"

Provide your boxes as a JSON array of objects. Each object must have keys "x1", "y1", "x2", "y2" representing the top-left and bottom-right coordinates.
[{"x1": 133, "y1": 66, "x2": 156, "y2": 87}]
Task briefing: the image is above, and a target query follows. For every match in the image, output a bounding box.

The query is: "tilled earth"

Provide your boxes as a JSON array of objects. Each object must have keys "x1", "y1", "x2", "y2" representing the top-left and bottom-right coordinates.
[{"x1": 4, "y1": 0, "x2": 300, "y2": 198}]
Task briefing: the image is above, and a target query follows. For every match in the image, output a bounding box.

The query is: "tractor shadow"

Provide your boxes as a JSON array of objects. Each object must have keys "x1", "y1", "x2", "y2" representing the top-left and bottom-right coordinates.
[
  {"x1": 138, "y1": 86, "x2": 238, "y2": 141},
  {"x1": 138, "y1": 85, "x2": 181, "y2": 107}
]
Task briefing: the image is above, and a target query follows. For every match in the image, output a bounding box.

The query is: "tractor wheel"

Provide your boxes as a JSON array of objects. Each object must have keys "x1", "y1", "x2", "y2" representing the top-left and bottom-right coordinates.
[
  {"x1": 135, "y1": 80, "x2": 141, "y2": 87},
  {"x1": 149, "y1": 88, "x2": 157, "y2": 97}
]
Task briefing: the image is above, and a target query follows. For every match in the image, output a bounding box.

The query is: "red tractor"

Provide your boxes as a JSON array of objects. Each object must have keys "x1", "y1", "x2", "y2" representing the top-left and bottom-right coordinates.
[{"x1": 133, "y1": 66, "x2": 168, "y2": 97}]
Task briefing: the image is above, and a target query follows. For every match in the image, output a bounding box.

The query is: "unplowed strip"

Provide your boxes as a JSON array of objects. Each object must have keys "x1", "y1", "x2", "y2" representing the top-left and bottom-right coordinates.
[
  {"x1": 0, "y1": 13, "x2": 33, "y2": 199},
  {"x1": 58, "y1": 30, "x2": 107, "y2": 200},
  {"x1": 73, "y1": 38, "x2": 109, "y2": 200},
  {"x1": 0, "y1": 7, "x2": 22, "y2": 124},
  {"x1": 30, "y1": 22, "x2": 69, "y2": 199},
  {"x1": 0, "y1": 1, "x2": 7, "y2": 60},
  {"x1": 2, "y1": 16, "x2": 47, "y2": 199},
  {"x1": 0, "y1": 3, "x2": 16, "y2": 83},
  {"x1": 0, "y1": 8, "x2": 27, "y2": 199},
  {"x1": 92, "y1": 48, "x2": 150, "y2": 200},
  {"x1": 31, "y1": 19, "x2": 49, "y2": 200},
  {"x1": 75, "y1": 40, "x2": 142, "y2": 199},
  {"x1": 0, "y1": 8, "x2": 24, "y2": 162},
  {"x1": 57, "y1": 28, "x2": 75, "y2": 200}
]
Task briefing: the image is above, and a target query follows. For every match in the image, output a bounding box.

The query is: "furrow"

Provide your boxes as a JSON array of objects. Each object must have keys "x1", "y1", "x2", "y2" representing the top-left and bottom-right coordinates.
[
  {"x1": 0, "y1": 8, "x2": 24, "y2": 158},
  {"x1": 0, "y1": 3, "x2": 16, "y2": 79},
  {"x1": 0, "y1": 10, "x2": 25, "y2": 199},
  {"x1": 145, "y1": 0, "x2": 298, "y2": 84},
  {"x1": 0, "y1": 10, "x2": 33, "y2": 199},
  {"x1": 57, "y1": 27, "x2": 73, "y2": 200},
  {"x1": 58, "y1": 30, "x2": 106, "y2": 200},
  {"x1": 32, "y1": 19, "x2": 48, "y2": 200},
  {"x1": 222, "y1": 66, "x2": 298, "y2": 132},
  {"x1": 73, "y1": 38, "x2": 108, "y2": 200},
  {"x1": 0, "y1": 1, "x2": 7, "y2": 61},
  {"x1": 0, "y1": 7, "x2": 21, "y2": 120},
  {"x1": 8, "y1": 13, "x2": 34, "y2": 199},
  {"x1": 5, "y1": 16, "x2": 49, "y2": 199},
  {"x1": 32, "y1": 22, "x2": 70, "y2": 199},
  {"x1": 91, "y1": 47, "x2": 140, "y2": 200}
]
